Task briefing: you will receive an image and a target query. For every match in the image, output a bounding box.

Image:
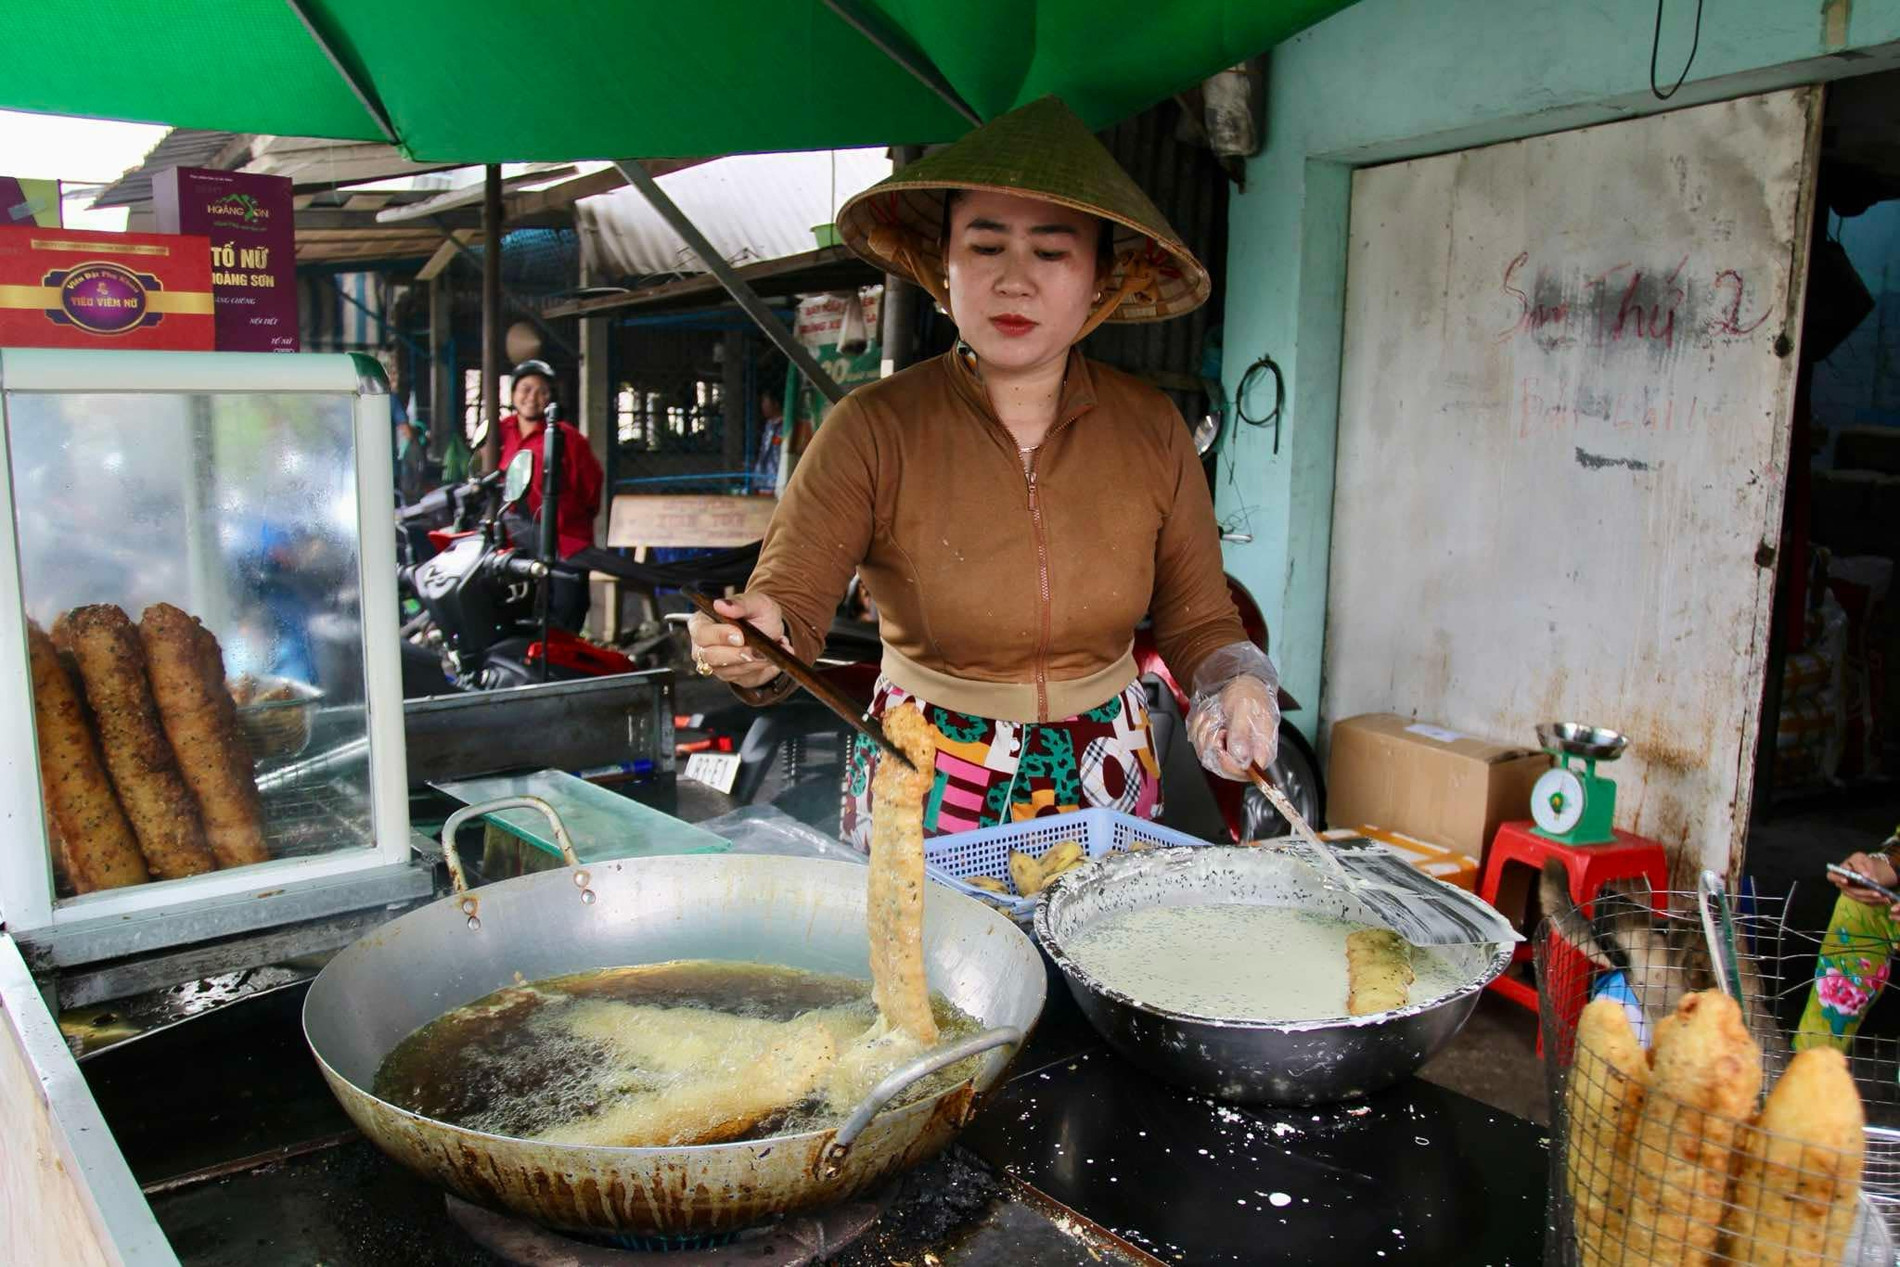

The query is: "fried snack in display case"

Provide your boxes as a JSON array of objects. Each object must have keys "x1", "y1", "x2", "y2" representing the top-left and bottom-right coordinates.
[{"x1": 0, "y1": 348, "x2": 412, "y2": 958}]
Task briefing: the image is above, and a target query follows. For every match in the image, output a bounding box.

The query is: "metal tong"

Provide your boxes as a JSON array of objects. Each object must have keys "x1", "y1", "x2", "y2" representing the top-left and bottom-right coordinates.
[{"x1": 1247, "y1": 762, "x2": 1520, "y2": 946}]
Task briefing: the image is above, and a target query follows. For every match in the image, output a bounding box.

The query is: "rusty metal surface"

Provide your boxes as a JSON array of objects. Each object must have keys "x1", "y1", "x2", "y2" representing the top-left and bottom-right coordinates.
[
  {"x1": 1002, "y1": 1177, "x2": 1168, "y2": 1265},
  {"x1": 443, "y1": 1190, "x2": 888, "y2": 1265},
  {"x1": 302, "y1": 852, "x2": 1046, "y2": 1236},
  {"x1": 319, "y1": 1062, "x2": 971, "y2": 1234},
  {"x1": 1325, "y1": 88, "x2": 1821, "y2": 881}
]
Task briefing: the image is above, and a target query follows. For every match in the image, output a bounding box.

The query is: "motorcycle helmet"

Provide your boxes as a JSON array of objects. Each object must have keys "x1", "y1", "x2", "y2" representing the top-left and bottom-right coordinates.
[{"x1": 511, "y1": 358, "x2": 556, "y2": 390}]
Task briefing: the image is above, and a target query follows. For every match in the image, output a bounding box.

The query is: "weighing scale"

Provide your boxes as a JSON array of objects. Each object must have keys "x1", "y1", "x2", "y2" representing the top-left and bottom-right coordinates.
[{"x1": 1528, "y1": 722, "x2": 1628, "y2": 845}]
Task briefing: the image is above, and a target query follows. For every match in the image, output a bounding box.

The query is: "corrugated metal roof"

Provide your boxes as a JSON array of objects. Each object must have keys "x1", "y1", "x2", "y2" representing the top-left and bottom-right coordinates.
[
  {"x1": 575, "y1": 149, "x2": 890, "y2": 282},
  {"x1": 243, "y1": 135, "x2": 458, "y2": 188},
  {"x1": 92, "y1": 129, "x2": 454, "y2": 210},
  {"x1": 90, "y1": 128, "x2": 241, "y2": 207},
  {"x1": 1081, "y1": 100, "x2": 1230, "y2": 423}
]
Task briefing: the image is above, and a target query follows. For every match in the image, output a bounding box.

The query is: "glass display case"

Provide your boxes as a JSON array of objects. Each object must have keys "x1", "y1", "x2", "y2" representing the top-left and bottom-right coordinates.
[{"x1": 0, "y1": 349, "x2": 412, "y2": 955}]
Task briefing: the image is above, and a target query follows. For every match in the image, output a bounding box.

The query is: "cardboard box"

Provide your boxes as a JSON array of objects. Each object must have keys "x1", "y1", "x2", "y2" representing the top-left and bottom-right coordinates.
[
  {"x1": 1321, "y1": 825, "x2": 1480, "y2": 892},
  {"x1": 152, "y1": 167, "x2": 299, "y2": 352},
  {"x1": 0, "y1": 226, "x2": 214, "y2": 351},
  {"x1": 1325, "y1": 713, "x2": 1549, "y2": 861}
]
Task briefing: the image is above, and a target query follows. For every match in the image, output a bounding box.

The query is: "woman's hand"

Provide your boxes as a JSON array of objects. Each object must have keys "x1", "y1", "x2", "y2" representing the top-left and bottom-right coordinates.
[
  {"x1": 1830, "y1": 850, "x2": 1900, "y2": 913},
  {"x1": 686, "y1": 592, "x2": 792, "y2": 689},
  {"x1": 1187, "y1": 674, "x2": 1280, "y2": 781}
]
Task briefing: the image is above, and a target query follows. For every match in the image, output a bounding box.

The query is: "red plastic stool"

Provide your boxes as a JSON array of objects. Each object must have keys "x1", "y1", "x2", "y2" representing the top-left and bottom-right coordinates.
[{"x1": 1478, "y1": 821, "x2": 1669, "y2": 1053}]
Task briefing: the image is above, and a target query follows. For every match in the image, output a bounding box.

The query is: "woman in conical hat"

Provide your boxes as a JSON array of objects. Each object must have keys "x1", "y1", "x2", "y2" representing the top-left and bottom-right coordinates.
[{"x1": 690, "y1": 97, "x2": 1280, "y2": 846}]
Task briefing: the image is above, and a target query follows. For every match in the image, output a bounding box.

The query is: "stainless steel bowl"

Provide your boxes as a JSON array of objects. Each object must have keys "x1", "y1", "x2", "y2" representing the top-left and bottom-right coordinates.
[
  {"x1": 1033, "y1": 846, "x2": 1511, "y2": 1105},
  {"x1": 1536, "y1": 721, "x2": 1628, "y2": 761}
]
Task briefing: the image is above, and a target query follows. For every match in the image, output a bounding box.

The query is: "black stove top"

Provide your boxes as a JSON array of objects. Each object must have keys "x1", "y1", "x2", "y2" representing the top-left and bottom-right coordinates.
[{"x1": 81, "y1": 963, "x2": 1549, "y2": 1265}]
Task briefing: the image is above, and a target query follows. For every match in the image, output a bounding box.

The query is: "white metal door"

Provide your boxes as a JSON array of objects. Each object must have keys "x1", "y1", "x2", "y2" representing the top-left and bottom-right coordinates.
[{"x1": 1324, "y1": 88, "x2": 1821, "y2": 880}]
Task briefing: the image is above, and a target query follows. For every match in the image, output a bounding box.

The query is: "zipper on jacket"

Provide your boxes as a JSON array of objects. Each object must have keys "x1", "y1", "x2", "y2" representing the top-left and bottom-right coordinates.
[{"x1": 1026, "y1": 451, "x2": 1051, "y2": 723}]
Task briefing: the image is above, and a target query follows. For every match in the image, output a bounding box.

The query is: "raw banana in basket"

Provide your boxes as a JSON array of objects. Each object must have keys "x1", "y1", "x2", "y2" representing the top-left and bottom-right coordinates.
[
  {"x1": 1719, "y1": 1046, "x2": 1864, "y2": 1267},
  {"x1": 1565, "y1": 999, "x2": 1649, "y2": 1267},
  {"x1": 1006, "y1": 841, "x2": 1087, "y2": 896},
  {"x1": 1008, "y1": 849, "x2": 1044, "y2": 896}
]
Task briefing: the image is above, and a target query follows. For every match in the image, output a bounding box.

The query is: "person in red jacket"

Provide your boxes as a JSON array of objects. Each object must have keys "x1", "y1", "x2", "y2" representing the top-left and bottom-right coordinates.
[{"x1": 497, "y1": 359, "x2": 603, "y2": 629}]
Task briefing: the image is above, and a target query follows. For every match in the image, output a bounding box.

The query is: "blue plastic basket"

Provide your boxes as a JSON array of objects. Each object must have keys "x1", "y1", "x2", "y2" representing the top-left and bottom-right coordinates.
[{"x1": 923, "y1": 808, "x2": 1209, "y2": 920}]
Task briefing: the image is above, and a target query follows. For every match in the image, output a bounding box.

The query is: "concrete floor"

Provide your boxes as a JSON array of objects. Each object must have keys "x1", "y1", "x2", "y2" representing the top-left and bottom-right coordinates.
[{"x1": 1417, "y1": 992, "x2": 1549, "y2": 1123}]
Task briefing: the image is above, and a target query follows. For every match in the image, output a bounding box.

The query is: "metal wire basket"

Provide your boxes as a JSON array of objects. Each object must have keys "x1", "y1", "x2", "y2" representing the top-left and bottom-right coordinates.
[{"x1": 1538, "y1": 886, "x2": 1900, "y2": 1265}]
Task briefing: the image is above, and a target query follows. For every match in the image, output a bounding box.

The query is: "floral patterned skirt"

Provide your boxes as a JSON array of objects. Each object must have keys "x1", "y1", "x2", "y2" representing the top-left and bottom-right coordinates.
[
  {"x1": 839, "y1": 676, "x2": 1162, "y2": 852},
  {"x1": 1796, "y1": 891, "x2": 1895, "y2": 1052}
]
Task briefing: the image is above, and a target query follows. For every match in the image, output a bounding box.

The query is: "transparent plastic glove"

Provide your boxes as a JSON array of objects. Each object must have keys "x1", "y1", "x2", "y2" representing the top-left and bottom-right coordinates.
[{"x1": 1185, "y1": 642, "x2": 1280, "y2": 780}]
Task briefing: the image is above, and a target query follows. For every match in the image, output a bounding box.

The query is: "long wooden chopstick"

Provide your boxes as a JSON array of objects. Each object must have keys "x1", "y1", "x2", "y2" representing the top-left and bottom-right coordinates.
[
  {"x1": 1247, "y1": 762, "x2": 1330, "y2": 851},
  {"x1": 680, "y1": 589, "x2": 916, "y2": 771}
]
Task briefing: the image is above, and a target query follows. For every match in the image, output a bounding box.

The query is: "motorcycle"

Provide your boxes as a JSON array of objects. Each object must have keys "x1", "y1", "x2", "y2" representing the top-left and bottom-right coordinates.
[{"x1": 397, "y1": 446, "x2": 637, "y2": 693}]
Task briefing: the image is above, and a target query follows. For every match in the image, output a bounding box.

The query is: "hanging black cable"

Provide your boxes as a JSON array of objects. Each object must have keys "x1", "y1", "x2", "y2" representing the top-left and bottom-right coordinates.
[
  {"x1": 1649, "y1": 0, "x2": 1705, "y2": 101},
  {"x1": 1236, "y1": 354, "x2": 1286, "y2": 454}
]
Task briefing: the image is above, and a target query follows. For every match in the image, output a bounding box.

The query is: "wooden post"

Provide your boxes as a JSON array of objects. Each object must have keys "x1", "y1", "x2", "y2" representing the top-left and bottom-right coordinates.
[
  {"x1": 611, "y1": 159, "x2": 846, "y2": 405},
  {"x1": 881, "y1": 145, "x2": 923, "y2": 375},
  {"x1": 722, "y1": 329, "x2": 747, "y2": 481},
  {"x1": 481, "y1": 164, "x2": 503, "y2": 475},
  {"x1": 578, "y1": 254, "x2": 613, "y2": 542},
  {"x1": 427, "y1": 276, "x2": 451, "y2": 459},
  {"x1": 578, "y1": 251, "x2": 616, "y2": 639}
]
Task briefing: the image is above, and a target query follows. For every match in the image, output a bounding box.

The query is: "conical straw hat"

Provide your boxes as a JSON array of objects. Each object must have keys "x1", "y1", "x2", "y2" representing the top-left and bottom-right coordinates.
[{"x1": 837, "y1": 96, "x2": 1209, "y2": 328}]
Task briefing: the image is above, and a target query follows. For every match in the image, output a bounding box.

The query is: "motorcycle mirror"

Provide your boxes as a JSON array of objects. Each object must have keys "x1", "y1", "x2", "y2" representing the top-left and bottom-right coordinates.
[
  {"x1": 1193, "y1": 410, "x2": 1223, "y2": 457},
  {"x1": 502, "y1": 449, "x2": 535, "y2": 506}
]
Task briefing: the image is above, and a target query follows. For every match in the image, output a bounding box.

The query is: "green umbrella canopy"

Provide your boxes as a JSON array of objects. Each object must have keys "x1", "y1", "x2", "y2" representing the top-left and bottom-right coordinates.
[{"x1": 1, "y1": 0, "x2": 1353, "y2": 161}]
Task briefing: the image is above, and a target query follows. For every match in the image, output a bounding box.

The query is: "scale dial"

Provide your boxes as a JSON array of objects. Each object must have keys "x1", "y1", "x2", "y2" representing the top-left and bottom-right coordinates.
[{"x1": 1532, "y1": 767, "x2": 1587, "y2": 835}]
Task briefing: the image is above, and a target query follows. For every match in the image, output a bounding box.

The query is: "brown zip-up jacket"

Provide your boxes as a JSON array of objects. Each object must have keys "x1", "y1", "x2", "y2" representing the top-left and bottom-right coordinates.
[{"x1": 745, "y1": 349, "x2": 1246, "y2": 724}]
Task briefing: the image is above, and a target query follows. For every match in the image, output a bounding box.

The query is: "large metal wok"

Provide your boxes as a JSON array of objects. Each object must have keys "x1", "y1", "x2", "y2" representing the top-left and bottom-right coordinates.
[
  {"x1": 303, "y1": 798, "x2": 1045, "y2": 1236},
  {"x1": 1035, "y1": 845, "x2": 1510, "y2": 1105}
]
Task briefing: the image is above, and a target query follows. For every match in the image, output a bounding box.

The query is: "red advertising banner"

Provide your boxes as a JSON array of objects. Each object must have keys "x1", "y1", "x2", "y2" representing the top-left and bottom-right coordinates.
[
  {"x1": 153, "y1": 167, "x2": 299, "y2": 353},
  {"x1": 0, "y1": 226, "x2": 215, "y2": 351}
]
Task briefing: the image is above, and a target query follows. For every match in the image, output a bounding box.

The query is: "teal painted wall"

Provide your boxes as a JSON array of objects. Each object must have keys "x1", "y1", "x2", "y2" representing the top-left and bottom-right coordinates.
[{"x1": 1219, "y1": 0, "x2": 1900, "y2": 737}]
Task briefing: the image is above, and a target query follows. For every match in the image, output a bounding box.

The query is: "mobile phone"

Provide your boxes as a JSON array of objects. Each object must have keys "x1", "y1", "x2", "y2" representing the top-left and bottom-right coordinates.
[{"x1": 1826, "y1": 862, "x2": 1900, "y2": 906}]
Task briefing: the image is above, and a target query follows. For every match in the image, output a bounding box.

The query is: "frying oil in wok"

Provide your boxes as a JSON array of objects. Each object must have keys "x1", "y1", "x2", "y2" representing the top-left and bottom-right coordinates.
[{"x1": 372, "y1": 960, "x2": 980, "y2": 1145}]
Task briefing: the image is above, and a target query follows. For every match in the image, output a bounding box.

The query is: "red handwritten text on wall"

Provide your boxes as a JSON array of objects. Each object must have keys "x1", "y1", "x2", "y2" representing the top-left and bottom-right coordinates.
[{"x1": 1495, "y1": 252, "x2": 1773, "y2": 351}]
